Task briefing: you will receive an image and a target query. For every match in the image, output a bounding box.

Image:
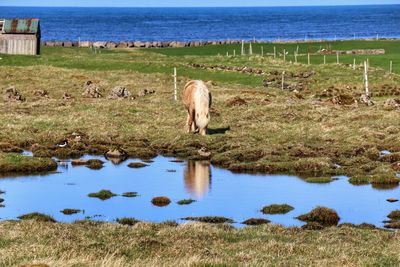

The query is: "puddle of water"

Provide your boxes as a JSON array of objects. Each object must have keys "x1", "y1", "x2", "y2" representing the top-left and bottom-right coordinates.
[
  {"x1": 380, "y1": 150, "x2": 392, "y2": 156},
  {"x1": 0, "y1": 154, "x2": 398, "y2": 228}
]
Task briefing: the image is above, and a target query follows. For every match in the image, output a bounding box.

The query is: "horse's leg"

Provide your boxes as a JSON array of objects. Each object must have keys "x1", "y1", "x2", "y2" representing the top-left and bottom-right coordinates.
[
  {"x1": 191, "y1": 110, "x2": 197, "y2": 132},
  {"x1": 187, "y1": 112, "x2": 193, "y2": 133},
  {"x1": 199, "y1": 127, "x2": 207, "y2": 136}
]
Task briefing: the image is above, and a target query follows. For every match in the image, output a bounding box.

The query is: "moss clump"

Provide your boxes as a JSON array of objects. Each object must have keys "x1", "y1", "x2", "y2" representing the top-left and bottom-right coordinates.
[
  {"x1": 151, "y1": 196, "x2": 171, "y2": 207},
  {"x1": 18, "y1": 212, "x2": 56, "y2": 223},
  {"x1": 161, "y1": 221, "x2": 179, "y2": 227},
  {"x1": 0, "y1": 153, "x2": 57, "y2": 174},
  {"x1": 86, "y1": 159, "x2": 104, "y2": 170},
  {"x1": 116, "y1": 217, "x2": 140, "y2": 226},
  {"x1": 177, "y1": 199, "x2": 196, "y2": 205},
  {"x1": 261, "y1": 204, "x2": 294, "y2": 215},
  {"x1": 297, "y1": 207, "x2": 340, "y2": 226},
  {"x1": 305, "y1": 177, "x2": 334, "y2": 184},
  {"x1": 122, "y1": 192, "x2": 138, "y2": 198},
  {"x1": 88, "y1": 190, "x2": 117, "y2": 200},
  {"x1": 241, "y1": 218, "x2": 270, "y2": 226},
  {"x1": 60, "y1": 209, "x2": 81, "y2": 215},
  {"x1": 370, "y1": 173, "x2": 400, "y2": 186},
  {"x1": 182, "y1": 216, "x2": 234, "y2": 224},
  {"x1": 127, "y1": 162, "x2": 148, "y2": 169},
  {"x1": 387, "y1": 210, "x2": 400, "y2": 220},
  {"x1": 349, "y1": 176, "x2": 370, "y2": 185},
  {"x1": 384, "y1": 221, "x2": 400, "y2": 229},
  {"x1": 301, "y1": 222, "x2": 325, "y2": 230}
]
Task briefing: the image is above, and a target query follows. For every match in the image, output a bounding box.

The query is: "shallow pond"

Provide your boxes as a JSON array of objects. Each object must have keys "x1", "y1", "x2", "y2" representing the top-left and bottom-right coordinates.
[{"x1": 0, "y1": 153, "x2": 399, "y2": 228}]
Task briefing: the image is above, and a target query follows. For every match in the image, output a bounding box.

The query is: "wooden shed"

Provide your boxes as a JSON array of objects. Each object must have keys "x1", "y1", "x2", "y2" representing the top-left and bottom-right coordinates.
[{"x1": 0, "y1": 19, "x2": 41, "y2": 55}]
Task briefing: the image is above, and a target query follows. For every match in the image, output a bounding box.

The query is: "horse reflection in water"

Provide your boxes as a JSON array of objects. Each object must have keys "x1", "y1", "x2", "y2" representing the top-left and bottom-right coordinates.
[{"x1": 184, "y1": 161, "x2": 211, "y2": 199}]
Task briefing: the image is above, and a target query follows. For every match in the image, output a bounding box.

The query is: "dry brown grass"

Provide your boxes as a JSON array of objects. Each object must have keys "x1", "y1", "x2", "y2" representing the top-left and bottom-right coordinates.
[{"x1": 0, "y1": 221, "x2": 399, "y2": 266}]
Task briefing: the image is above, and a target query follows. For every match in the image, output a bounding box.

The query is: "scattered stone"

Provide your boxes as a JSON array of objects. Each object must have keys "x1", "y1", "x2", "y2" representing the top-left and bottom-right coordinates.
[
  {"x1": 383, "y1": 99, "x2": 400, "y2": 110},
  {"x1": 151, "y1": 196, "x2": 171, "y2": 207},
  {"x1": 60, "y1": 209, "x2": 81, "y2": 215},
  {"x1": 116, "y1": 217, "x2": 140, "y2": 226},
  {"x1": 106, "y1": 148, "x2": 128, "y2": 159},
  {"x1": 261, "y1": 204, "x2": 294, "y2": 214},
  {"x1": 241, "y1": 218, "x2": 270, "y2": 226},
  {"x1": 62, "y1": 92, "x2": 73, "y2": 100},
  {"x1": 137, "y1": 89, "x2": 155, "y2": 97},
  {"x1": 3, "y1": 86, "x2": 25, "y2": 102},
  {"x1": 182, "y1": 216, "x2": 234, "y2": 224},
  {"x1": 296, "y1": 207, "x2": 340, "y2": 226},
  {"x1": 128, "y1": 162, "x2": 148, "y2": 168},
  {"x1": 227, "y1": 96, "x2": 247, "y2": 106},
  {"x1": 331, "y1": 94, "x2": 357, "y2": 106},
  {"x1": 34, "y1": 89, "x2": 49, "y2": 98},
  {"x1": 18, "y1": 212, "x2": 56, "y2": 223},
  {"x1": 108, "y1": 86, "x2": 131, "y2": 99},
  {"x1": 88, "y1": 190, "x2": 117, "y2": 200},
  {"x1": 387, "y1": 198, "x2": 399, "y2": 203},
  {"x1": 359, "y1": 94, "x2": 374, "y2": 106},
  {"x1": 82, "y1": 81, "x2": 102, "y2": 98},
  {"x1": 177, "y1": 199, "x2": 196, "y2": 205},
  {"x1": 71, "y1": 159, "x2": 89, "y2": 166}
]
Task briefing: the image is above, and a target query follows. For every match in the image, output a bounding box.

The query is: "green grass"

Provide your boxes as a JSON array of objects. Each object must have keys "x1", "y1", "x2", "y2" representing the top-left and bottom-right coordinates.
[{"x1": 0, "y1": 153, "x2": 57, "y2": 174}]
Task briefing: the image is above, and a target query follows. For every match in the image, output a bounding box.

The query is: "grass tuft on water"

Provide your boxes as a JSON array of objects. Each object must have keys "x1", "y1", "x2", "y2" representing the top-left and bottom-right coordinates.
[
  {"x1": 88, "y1": 190, "x2": 117, "y2": 200},
  {"x1": 122, "y1": 192, "x2": 138, "y2": 198},
  {"x1": 176, "y1": 199, "x2": 196, "y2": 205},
  {"x1": 182, "y1": 216, "x2": 234, "y2": 224},
  {"x1": 127, "y1": 162, "x2": 148, "y2": 169},
  {"x1": 18, "y1": 212, "x2": 56, "y2": 223},
  {"x1": 0, "y1": 153, "x2": 57, "y2": 174},
  {"x1": 151, "y1": 196, "x2": 171, "y2": 207},
  {"x1": 305, "y1": 177, "x2": 334, "y2": 184},
  {"x1": 261, "y1": 204, "x2": 294, "y2": 215},
  {"x1": 241, "y1": 218, "x2": 270, "y2": 226},
  {"x1": 60, "y1": 209, "x2": 81, "y2": 215},
  {"x1": 116, "y1": 217, "x2": 140, "y2": 226},
  {"x1": 297, "y1": 207, "x2": 340, "y2": 226}
]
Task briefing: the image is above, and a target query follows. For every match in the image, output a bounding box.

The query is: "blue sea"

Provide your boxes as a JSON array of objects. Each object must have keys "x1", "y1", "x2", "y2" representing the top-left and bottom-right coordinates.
[{"x1": 0, "y1": 5, "x2": 399, "y2": 41}]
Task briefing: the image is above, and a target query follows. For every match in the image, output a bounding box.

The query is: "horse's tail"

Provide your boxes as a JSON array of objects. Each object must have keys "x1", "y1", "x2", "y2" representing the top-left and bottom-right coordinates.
[{"x1": 193, "y1": 80, "x2": 210, "y2": 130}]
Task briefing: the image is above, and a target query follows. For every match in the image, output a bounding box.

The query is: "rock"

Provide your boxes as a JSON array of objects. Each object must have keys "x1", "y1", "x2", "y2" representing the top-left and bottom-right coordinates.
[
  {"x1": 62, "y1": 92, "x2": 73, "y2": 100},
  {"x1": 137, "y1": 89, "x2": 155, "y2": 97},
  {"x1": 92, "y1": 41, "x2": 107, "y2": 48},
  {"x1": 383, "y1": 99, "x2": 400, "y2": 110},
  {"x1": 63, "y1": 41, "x2": 73, "y2": 47},
  {"x1": 82, "y1": 81, "x2": 102, "y2": 98},
  {"x1": 3, "y1": 86, "x2": 25, "y2": 102},
  {"x1": 387, "y1": 198, "x2": 399, "y2": 203},
  {"x1": 331, "y1": 94, "x2": 357, "y2": 106},
  {"x1": 106, "y1": 42, "x2": 117, "y2": 49},
  {"x1": 117, "y1": 42, "x2": 129, "y2": 48},
  {"x1": 106, "y1": 148, "x2": 128, "y2": 159},
  {"x1": 34, "y1": 90, "x2": 49, "y2": 98},
  {"x1": 359, "y1": 94, "x2": 374, "y2": 106},
  {"x1": 79, "y1": 41, "x2": 92, "y2": 48},
  {"x1": 108, "y1": 86, "x2": 130, "y2": 99},
  {"x1": 198, "y1": 147, "x2": 211, "y2": 157},
  {"x1": 133, "y1": 41, "x2": 145, "y2": 48}
]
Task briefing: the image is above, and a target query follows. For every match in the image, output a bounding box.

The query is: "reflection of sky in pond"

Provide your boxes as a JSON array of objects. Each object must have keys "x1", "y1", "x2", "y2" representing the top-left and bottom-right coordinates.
[{"x1": 0, "y1": 154, "x2": 399, "y2": 228}]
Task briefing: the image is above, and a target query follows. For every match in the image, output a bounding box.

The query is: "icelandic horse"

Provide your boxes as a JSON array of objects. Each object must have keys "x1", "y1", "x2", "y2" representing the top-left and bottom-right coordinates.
[{"x1": 182, "y1": 80, "x2": 212, "y2": 136}]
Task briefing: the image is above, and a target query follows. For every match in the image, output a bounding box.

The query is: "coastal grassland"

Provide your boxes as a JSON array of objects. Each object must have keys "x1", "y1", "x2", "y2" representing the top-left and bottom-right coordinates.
[
  {"x1": 0, "y1": 41, "x2": 399, "y2": 179},
  {"x1": 0, "y1": 221, "x2": 400, "y2": 266}
]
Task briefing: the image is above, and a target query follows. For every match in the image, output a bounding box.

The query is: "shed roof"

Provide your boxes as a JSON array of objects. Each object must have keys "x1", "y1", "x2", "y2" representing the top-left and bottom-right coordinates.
[{"x1": 2, "y1": 19, "x2": 40, "y2": 34}]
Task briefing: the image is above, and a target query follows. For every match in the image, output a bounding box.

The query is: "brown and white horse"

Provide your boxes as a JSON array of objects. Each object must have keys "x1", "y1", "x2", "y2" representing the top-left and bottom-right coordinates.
[{"x1": 182, "y1": 80, "x2": 212, "y2": 135}]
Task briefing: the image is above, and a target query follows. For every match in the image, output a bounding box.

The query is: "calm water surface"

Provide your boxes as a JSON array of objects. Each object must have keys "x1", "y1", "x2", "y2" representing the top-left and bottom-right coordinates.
[{"x1": 0, "y1": 154, "x2": 399, "y2": 228}]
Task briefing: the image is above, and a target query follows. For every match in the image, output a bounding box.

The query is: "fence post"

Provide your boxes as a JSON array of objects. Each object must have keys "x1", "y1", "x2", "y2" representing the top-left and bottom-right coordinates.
[
  {"x1": 274, "y1": 46, "x2": 276, "y2": 59},
  {"x1": 390, "y1": 60, "x2": 393, "y2": 74},
  {"x1": 294, "y1": 52, "x2": 298, "y2": 63},
  {"x1": 283, "y1": 49, "x2": 286, "y2": 61},
  {"x1": 249, "y1": 43, "x2": 253, "y2": 55},
  {"x1": 364, "y1": 61, "x2": 369, "y2": 97},
  {"x1": 323, "y1": 55, "x2": 326, "y2": 65},
  {"x1": 173, "y1": 67, "x2": 177, "y2": 101},
  {"x1": 261, "y1": 46, "x2": 264, "y2": 56},
  {"x1": 308, "y1": 53, "x2": 310, "y2": 65},
  {"x1": 233, "y1": 50, "x2": 236, "y2": 57},
  {"x1": 281, "y1": 71, "x2": 285, "y2": 90},
  {"x1": 336, "y1": 52, "x2": 340, "y2": 64},
  {"x1": 226, "y1": 52, "x2": 229, "y2": 56},
  {"x1": 241, "y1": 40, "x2": 245, "y2": 55},
  {"x1": 353, "y1": 58, "x2": 356, "y2": 70}
]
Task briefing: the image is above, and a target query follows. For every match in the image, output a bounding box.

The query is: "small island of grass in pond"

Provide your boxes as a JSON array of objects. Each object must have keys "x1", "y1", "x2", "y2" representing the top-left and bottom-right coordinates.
[
  {"x1": 0, "y1": 153, "x2": 57, "y2": 174},
  {"x1": 18, "y1": 212, "x2": 56, "y2": 223},
  {"x1": 177, "y1": 199, "x2": 196, "y2": 205},
  {"x1": 60, "y1": 209, "x2": 82, "y2": 215},
  {"x1": 88, "y1": 190, "x2": 117, "y2": 200},
  {"x1": 296, "y1": 207, "x2": 340, "y2": 226},
  {"x1": 122, "y1": 192, "x2": 138, "y2": 198},
  {"x1": 182, "y1": 216, "x2": 234, "y2": 224},
  {"x1": 305, "y1": 177, "x2": 334, "y2": 184},
  {"x1": 241, "y1": 218, "x2": 270, "y2": 226},
  {"x1": 261, "y1": 204, "x2": 294, "y2": 214},
  {"x1": 128, "y1": 162, "x2": 148, "y2": 169},
  {"x1": 151, "y1": 196, "x2": 171, "y2": 207}
]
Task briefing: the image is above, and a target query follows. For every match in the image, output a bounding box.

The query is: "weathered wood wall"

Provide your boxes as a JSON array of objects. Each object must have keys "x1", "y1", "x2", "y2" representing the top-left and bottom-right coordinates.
[{"x1": 0, "y1": 34, "x2": 38, "y2": 55}]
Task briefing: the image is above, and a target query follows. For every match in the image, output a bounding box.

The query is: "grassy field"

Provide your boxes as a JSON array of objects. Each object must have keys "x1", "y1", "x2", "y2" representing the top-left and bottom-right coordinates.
[{"x1": 0, "y1": 40, "x2": 400, "y2": 266}]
